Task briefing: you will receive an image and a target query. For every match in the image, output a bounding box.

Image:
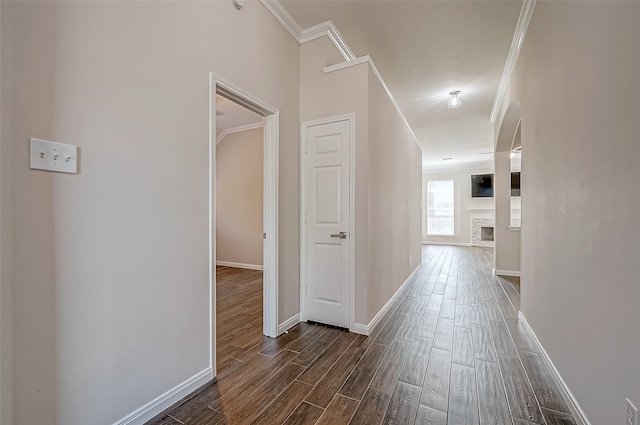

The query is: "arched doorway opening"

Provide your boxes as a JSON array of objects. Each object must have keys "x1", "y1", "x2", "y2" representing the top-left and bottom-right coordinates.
[{"x1": 494, "y1": 101, "x2": 522, "y2": 278}]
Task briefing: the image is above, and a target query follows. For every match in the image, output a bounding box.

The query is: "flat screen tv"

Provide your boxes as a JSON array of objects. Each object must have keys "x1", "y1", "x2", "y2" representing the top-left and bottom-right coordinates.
[
  {"x1": 471, "y1": 174, "x2": 493, "y2": 198},
  {"x1": 511, "y1": 172, "x2": 521, "y2": 196}
]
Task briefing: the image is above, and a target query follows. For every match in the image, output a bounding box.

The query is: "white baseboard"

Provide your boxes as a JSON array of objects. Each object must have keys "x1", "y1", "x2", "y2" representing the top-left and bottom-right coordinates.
[
  {"x1": 349, "y1": 323, "x2": 369, "y2": 336},
  {"x1": 351, "y1": 263, "x2": 423, "y2": 336},
  {"x1": 278, "y1": 314, "x2": 300, "y2": 335},
  {"x1": 113, "y1": 368, "x2": 213, "y2": 425},
  {"x1": 422, "y1": 241, "x2": 472, "y2": 247},
  {"x1": 216, "y1": 261, "x2": 263, "y2": 271},
  {"x1": 493, "y1": 268, "x2": 521, "y2": 277},
  {"x1": 518, "y1": 312, "x2": 591, "y2": 425}
]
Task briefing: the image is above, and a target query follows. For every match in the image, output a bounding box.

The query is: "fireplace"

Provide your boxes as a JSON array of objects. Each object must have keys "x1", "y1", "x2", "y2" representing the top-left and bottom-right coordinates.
[
  {"x1": 481, "y1": 226, "x2": 494, "y2": 242},
  {"x1": 471, "y1": 214, "x2": 495, "y2": 247}
]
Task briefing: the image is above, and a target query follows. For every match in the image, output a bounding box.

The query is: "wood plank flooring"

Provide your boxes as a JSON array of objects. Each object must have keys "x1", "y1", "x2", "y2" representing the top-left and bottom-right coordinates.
[
  {"x1": 216, "y1": 266, "x2": 264, "y2": 359},
  {"x1": 146, "y1": 246, "x2": 577, "y2": 425}
]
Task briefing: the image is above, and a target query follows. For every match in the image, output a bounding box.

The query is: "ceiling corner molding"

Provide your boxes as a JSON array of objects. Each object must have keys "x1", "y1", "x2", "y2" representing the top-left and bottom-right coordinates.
[
  {"x1": 259, "y1": 1, "x2": 356, "y2": 62},
  {"x1": 326, "y1": 22, "x2": 357, "y2": 61},
  {"x1": 259, "y1": 0, "x2": 303, "y2": 42},
  {"x1": 322, "y1": 56, "x2": 369, "y2": 74},
  {"x1": 216, "y1": 121, "x2": 264, "y2": 145},
  {"x1": 301, "y1": 20, "x2": 356, "y2": 61},
  {"x1": 489, "y1": 0, "x2": 537, "y2": 123},
  {"x1": 323, "y1": 55, "x2": 420, "y2": 149}
]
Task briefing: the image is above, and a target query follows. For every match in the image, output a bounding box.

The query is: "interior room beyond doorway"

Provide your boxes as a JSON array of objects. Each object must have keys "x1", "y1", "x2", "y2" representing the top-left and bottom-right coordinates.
[{"x1": 215, "y1": 94, "x2": 265, "y2": 370}]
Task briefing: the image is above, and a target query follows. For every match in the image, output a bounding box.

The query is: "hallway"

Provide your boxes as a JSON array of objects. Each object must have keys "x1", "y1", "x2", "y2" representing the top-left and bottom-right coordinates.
[{"x1": 147, "y1": 246, "x2": 576, "y2": 425}]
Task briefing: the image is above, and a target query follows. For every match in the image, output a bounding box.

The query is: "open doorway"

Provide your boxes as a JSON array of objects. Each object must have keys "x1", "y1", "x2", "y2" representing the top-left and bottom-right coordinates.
[
  {"x1": 494, "y1": 100, "x2": 521, "y2": 278},
  {"x1": 210, "y1": 75, "x2": 279, "y2": 376},
  {"x1": 215, "y1": 94, "x2": 264, "y2": 372}
]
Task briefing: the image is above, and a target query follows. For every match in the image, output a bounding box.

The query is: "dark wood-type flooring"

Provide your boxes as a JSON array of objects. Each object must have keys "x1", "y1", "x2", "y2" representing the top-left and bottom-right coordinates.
[
  {"x1": 216, "y1": 266, "x2": 265, "y2": 367},
  {"x1": 147, "y1": 246, "x2": 577, "y2": 425}
]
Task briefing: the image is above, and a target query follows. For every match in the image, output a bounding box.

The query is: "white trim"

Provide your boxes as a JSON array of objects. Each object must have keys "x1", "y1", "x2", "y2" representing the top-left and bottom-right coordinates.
[
  {"x1": 322, "y1": 56, "x2": 369, "y2": 74},
  {"x1": 278, "y1": 314, "x2": 300, "y2": 334},
  {"x1": 325, "y1": 24, "x2": 356, "y2": 62},
  {"x1": 260, "y1": 1, "x2": 417, "y2": 152},
  {"x1": 208, "y1": 73, "x2": 216, "y2": 375},
  {"x1": 349, "y1": 323, "x2": 369, "y2": 336},
  {"x1": 348, "y1": 114, "x2": 356, "y2": 333},
  {"x1": 467, "y1": 208, "x2": 495, "y2": 214},
  {"x1": 493, "y1": 268, "x2": 521, "y2": 277},
  {"x1": 518, "y1": 312, "x2": 592, "y2": 425},
  {"x1": 422, "y1": 241, "x2": 472, "y2": 247},
  {"x1": 300, "y1": 20, "x2": 356, "y2": 61},
  {"x1": 258, "y1": 0, "x2": 302, "y2": 42},
  {"x1": 215, "y1": 121, "x2": 264, "y2": 145},
  {"x1": 489, "y1": 0, "x2": 537, "y2": 122},
  {"x1": 322, "y1": 56, "x2": 420, "y2": 151},
  {"x1": 300, "y1": 113, "x2": 356, "y2": 331},
  {"x1": 263, "y1": 110, "x2": 279, "y2": 338},
  {"x1": 210, "y1": 74, "x2": 280, "y2": 375},
  {"x1": 351, "y1": 264, "x2": 423, "y2": 335},
  {"x1": 112, "y1": 368, "x2": 212, "y2": 425},
  {"x1": 258, "y1": 2, "x2": 356, "y2": 62},
  {"x1": 216, "y1": 261, "x2": 263, "y2": 271}
]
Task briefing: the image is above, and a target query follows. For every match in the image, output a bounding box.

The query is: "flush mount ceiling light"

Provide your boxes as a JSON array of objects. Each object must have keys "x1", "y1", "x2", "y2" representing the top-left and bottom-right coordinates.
[{"x1": 448, "y1": 90, "x2": 461, "y2": 109}]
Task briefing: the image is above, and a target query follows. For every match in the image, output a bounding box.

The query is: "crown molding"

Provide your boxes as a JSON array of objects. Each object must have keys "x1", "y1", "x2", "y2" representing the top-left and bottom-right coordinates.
[
  {"x1": 259, "y1": 0, "x2": 302, "y2": 42},
  {"x1": 300, "y1": 20, "x2": 356, "y2": 61},
  {"x1": 216, "y1": 121, "x2": 264, "y2": 145},
  {"x1": 322, "y1": 56, "x2": 369, "y2": 74},
  {"x1": 260, "y1": 1, "x2": 355, "y2": 62},
  {"x1": 261, "y1": 0, "x2": 418, "y2": 148},
  {"x1": 489, "y1": 0, "x2": 537, "y2": 123},
  {"x1": 323, "y1": 56, "x2": 420, "y2": 150}
]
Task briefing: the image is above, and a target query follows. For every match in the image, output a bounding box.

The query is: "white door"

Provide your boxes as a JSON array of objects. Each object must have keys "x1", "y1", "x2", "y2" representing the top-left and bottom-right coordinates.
[{"x1": 304, "y1": 118, "x2": 351, "y2": 329}]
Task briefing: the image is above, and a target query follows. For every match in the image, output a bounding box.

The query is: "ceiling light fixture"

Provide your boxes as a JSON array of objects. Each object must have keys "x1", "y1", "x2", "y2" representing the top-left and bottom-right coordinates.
[{"x1": 448, "y1": 90, "x2": 461, "y2": 109}]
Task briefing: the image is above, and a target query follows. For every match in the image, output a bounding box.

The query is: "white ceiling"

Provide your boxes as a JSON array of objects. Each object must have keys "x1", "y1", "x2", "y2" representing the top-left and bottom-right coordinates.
[
  {"x1": 215, "y1": 94, "x2": 263, "y2": 136},
  {"x1": 279, "y1": 0, "x2": 522, "y2": 171}
]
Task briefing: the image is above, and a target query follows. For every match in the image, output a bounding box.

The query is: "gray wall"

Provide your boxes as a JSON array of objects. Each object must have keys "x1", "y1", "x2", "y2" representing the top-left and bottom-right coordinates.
[
  {"x1": 216, "y1": 128, "x2": 264, "y2": 268},
  {"x1": 509, "y1": 2, "x2": 640, "y2": 422},
  {"x1": 300, "y1": 37, "x2": 422, "y2": 326},
  {"x1": 1, "y1": 1, "x2": 299, "y2": 424},
  {"x1": 300, "y1": 37, "x2": 371, "y2": 325},
  {"x1": 366, "y1": 66, "x2": 422, "y2": 324},
  {"x1": 0, "y1": 2, "x2": 14, "y2": 423}
]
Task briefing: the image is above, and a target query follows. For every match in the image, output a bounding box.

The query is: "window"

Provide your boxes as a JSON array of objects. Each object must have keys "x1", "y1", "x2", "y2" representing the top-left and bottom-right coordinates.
[{"x1": 427, "y1": 180, "x2": 455, "y2": 236}]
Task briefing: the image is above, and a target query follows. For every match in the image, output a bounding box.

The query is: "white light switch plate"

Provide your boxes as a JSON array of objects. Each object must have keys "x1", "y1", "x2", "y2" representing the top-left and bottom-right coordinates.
[{"x1": 30, "y1": 138, "x2": 78, "y2": 174}]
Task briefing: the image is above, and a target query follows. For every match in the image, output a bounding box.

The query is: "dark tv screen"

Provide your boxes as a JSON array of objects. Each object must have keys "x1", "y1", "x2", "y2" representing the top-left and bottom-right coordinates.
[
  {"x1": 511, "y1": 172, "x2": 521, "y2": 196},
  {"x1": 471, "y1": 174, "x2": 493, "y2": 198}
]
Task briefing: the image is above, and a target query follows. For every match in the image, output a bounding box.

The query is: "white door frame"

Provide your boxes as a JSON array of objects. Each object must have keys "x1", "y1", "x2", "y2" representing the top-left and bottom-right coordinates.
[
  {"x1": 209, "y1": 73, "x2": 279, "y2": 375},
  {"x1": 300, "y1": 113, "x2": 355, "y2": 331}
]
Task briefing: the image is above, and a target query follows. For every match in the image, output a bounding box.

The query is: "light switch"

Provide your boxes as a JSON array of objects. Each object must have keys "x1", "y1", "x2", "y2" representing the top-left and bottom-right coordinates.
[{"x1": 30, "y1": 138, "x2": 78, "y2": 174}]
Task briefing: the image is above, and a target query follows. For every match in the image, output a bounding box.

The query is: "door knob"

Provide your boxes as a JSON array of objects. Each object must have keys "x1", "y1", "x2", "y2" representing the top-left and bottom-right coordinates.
[{"x1": 330, "y1": 232, "x2": 347, "y2": 239}]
